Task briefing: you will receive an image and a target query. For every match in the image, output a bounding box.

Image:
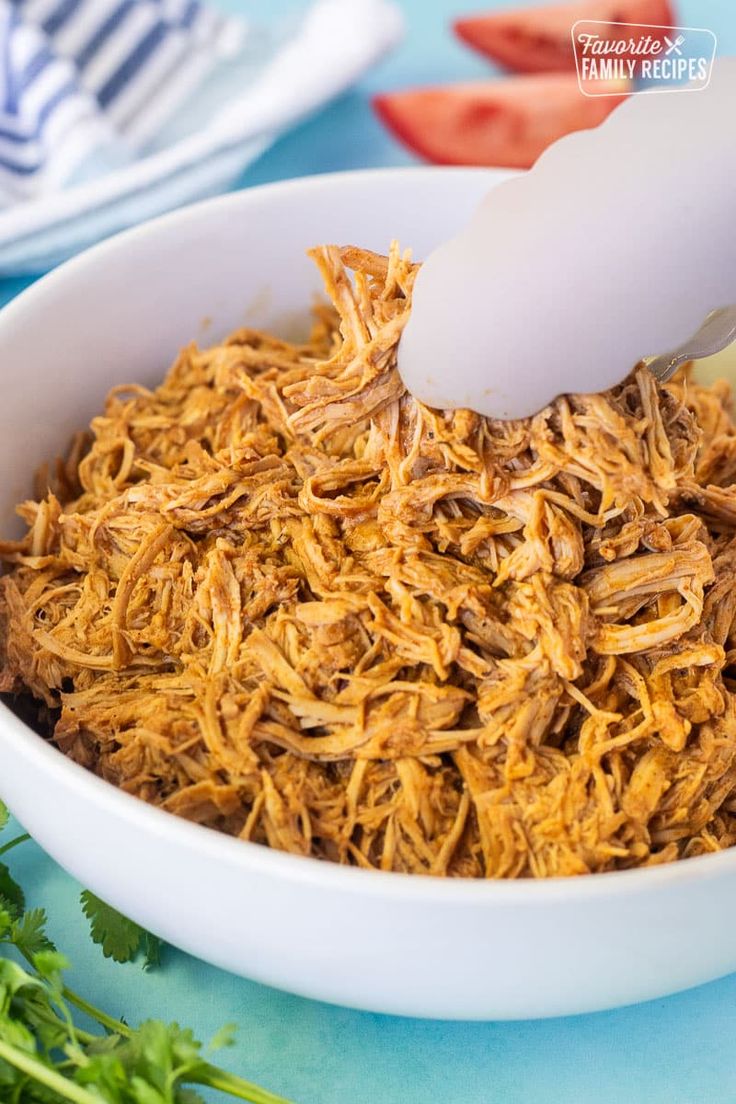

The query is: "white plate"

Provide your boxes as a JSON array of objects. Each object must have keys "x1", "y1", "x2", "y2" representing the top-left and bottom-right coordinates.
[{"x1": 1, "y1": 167, "x2": 735, "y2": 1020}]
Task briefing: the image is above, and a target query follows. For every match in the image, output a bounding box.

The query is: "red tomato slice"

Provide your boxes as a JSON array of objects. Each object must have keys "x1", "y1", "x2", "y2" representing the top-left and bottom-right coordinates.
[
  {"x1": 373, "y1": 75, "x2": 628, "y2": 169},
  {"x1": 454, "y1": 0, "x2": 675, "y2": 73}
]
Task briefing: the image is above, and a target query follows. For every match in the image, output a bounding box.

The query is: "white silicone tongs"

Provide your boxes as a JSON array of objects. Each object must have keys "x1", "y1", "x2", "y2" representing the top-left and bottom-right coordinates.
[{"x1": 398, "y1": 58, "x2": 736, "y2": 420}]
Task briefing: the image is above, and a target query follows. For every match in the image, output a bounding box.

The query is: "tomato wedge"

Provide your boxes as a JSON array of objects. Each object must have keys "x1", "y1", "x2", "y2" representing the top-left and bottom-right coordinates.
[
  {"x1": 454, "y1": 0, "x2": 675, "y2": 73},
  {"x1": 373, "y1": 75, "x2": 628, "y2": 169}
]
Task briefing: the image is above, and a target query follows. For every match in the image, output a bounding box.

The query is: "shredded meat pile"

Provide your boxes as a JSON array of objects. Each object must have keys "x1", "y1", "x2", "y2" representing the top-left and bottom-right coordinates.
[{"x1": 2, "y1": 243, "x2": 736, "y2": 877}]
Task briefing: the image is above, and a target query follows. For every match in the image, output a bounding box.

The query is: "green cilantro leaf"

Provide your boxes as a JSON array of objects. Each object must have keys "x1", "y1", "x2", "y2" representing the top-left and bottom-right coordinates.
[
  {"x1": 0, "y1": 861, "x2": 25, "y2": 919},
  {"x1": 80, "y1": 891, "x2": 162, "y2": 966},
  {"x1": 209, "y1": 1023, "x2": 237, "y2": 1051},
  {"x1": 0, "y1": 798, "x2": 8, "y2": 831},
  {"x1": 10, "y1": 909, "x2": 55, "y2": 960},
  {"x1": 32, "y1": 950, "x2": 69, "y2": 990},
  {"x1": 0, "y1": 955, "x2": 42, "y2": 1000},
  {"x1": 128, "y1": 1079, "x2": 167, "y2": 1104},
  {"x1": 0, "y1": 906, "x2": 13, "y2": 941},
  {"x1": 73, "y1": 1051, "x2": 128, "y2": 1099}
]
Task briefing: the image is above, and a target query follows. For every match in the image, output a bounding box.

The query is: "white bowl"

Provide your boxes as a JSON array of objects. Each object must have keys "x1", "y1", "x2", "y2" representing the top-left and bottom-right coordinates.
[{"x1": 1, "y1": 167, "x2": 735, "y2": 1021}]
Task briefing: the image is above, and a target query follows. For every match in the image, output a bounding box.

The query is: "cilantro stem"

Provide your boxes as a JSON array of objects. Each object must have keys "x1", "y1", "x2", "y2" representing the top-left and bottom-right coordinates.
[
  {"x1": 197, "y1": 1065, "x2": 295, "y2": 1104},
  {"x1": 61, "y1": 990, "x2": 295, "y2": 1103},
  {"x1": 0, "y1": 832, "x2": 30, "y2": 857},
  {"x1": 12, "y1": 931, "x2": 129, "y2": 1041},
  {"x1": 0, "y1": 1037, "x2": 101, "y2": 1104},
  {"x1": 59, "y1": 992, "x2": 294, "y2": 1104},
  {"x1": 27, "y1": 997, "x2": 99, "y2": 1047},
  {"x1": 5, "y1": 966, "x2": 292, "y2": 1104},
  {"x1": 60, "y1": 984, "x2": 132, "y2": 1038},
  {"x1": 14, "y1": 939, "x2": 133, "y2": 1041}
]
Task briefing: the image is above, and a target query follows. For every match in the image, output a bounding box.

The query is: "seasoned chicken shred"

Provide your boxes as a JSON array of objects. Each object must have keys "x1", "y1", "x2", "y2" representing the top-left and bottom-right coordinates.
[{"x1": 3, "y1": 242, "x2": 736, "y2": 877}]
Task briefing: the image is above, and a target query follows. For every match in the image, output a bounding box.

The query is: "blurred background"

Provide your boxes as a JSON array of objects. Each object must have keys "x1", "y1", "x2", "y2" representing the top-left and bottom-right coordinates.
[
  {"x1": 233, "y1": 0, "x2": 727, "y2": 175},
  {"x1": 229, "y1": 0, "x2": 736, "y2": 182}
]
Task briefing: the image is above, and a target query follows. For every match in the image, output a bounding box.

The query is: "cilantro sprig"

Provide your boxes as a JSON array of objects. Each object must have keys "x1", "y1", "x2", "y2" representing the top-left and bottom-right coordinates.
[{"x1": 0, "y1": 799, "x2": 294, "y2": 1103}]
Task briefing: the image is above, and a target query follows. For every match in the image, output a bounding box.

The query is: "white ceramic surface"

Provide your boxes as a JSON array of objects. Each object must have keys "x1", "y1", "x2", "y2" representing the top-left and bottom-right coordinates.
[{"x1": 1, "y1": 167, "x2": 735, "y2": 1021}]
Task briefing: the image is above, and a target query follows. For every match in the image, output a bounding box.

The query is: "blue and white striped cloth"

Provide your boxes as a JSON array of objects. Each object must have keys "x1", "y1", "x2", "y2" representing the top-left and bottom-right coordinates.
[
  {"x1": 0, "y1": 0, "x2": 244, "y2": 200},
  {"x1": 0, "y1": 0, "x2": 402, "y2": 271}
]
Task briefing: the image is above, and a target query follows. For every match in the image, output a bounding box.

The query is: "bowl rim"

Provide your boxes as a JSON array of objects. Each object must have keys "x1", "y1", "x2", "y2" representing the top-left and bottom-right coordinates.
[
  {"x1": 0, "y1": 164, "x2": 507, "y2": 332},
  {"x1": 2, "y1": 163, "x2": 734, "y2": 906}
]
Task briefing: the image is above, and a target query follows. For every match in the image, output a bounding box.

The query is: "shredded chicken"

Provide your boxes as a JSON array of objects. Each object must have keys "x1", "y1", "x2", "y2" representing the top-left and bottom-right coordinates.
[{"x1": 3, "y1": 242, "x2": 736, "y2": 878}]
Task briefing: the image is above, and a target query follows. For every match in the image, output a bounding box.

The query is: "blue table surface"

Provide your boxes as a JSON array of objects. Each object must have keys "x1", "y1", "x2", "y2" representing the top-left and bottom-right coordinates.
[{"x1": 5, "y1": 2, "x2": 736, "y2": 1101}]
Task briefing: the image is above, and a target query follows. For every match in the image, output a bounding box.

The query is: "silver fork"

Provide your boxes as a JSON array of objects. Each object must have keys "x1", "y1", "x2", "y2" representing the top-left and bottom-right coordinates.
[{"x1": 647, "y1": 306, "x2": 736, "y2": 383}]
